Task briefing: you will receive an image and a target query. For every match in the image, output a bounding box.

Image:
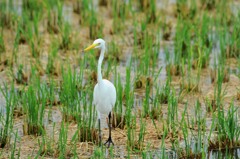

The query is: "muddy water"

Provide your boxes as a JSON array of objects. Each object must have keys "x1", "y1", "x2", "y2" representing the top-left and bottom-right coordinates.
[
  {"x1": 158, "y1": 48, "x2": 167, "y2": 81},
  {"x1": 0, "y1": 0, "x2": 240, "y2": 158},
  {"x1": 209, "y1": 148, "x2": 240, "y2": 159}
]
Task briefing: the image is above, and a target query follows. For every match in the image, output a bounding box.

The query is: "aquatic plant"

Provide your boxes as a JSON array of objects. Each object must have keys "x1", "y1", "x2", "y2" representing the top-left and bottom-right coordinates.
[
  {"x1": 60, "y1": 22, "x2": 72, "y2": 50},
  {"x1": 209, "y1": 102, "x2": 240, "y2": 150},
  {"x1": 22, "y1": 0, "x2": 43, "y2": 20},
  {"x1": 22, "y1": 82, "x2": 46, "y2": 135},
  {"x1": 146, "y1": 0, "x2": 156, "y2": 23},
  {"x1": 0, "y1": 0, "x2": 16, "y2": 29},
  {"x1": 0, "y1": 83, "x2": 15, "y2": 148},
  {"x1": 38, "y1": 124, "x2": 55, "y2": 157},
  {"x1": 58, "y1": 122, "x2": 71, "y2": 158},
  {"x1": 0, "y1": 0, "x2": 239, "y2": 158},
  {"x1": 0, "y1": 29, "x2": 5, "y2": 53},
  {"x1": 89, "y1": 7, "x2": 103, "y2": 40},
  {"x1": 112, "y1": 0, "x2": 127, "y2": 33},
  {"x1": 46, "y1": 44, "x2": 59, "y2": 75},
  {"x1": 60, "y1": 67, "x2": 81, "y2": 121}
]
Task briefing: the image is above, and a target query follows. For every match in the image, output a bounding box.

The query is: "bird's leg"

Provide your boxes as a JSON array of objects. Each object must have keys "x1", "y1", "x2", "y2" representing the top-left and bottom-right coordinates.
[
  {"x1": 98, "y1": 118, "x2": 102, "y2": 146},
  {"x1": 97, "y1": 112, "x2": 102, "y2": 146},
  {"x1": 104, "y1": 112, "x2": 114, "y2": 148}
]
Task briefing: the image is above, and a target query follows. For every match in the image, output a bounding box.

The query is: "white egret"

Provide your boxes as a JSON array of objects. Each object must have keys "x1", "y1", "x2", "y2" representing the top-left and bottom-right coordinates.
[{"x1": 84, "y1": 39, "x2": 116, "y2": 147}]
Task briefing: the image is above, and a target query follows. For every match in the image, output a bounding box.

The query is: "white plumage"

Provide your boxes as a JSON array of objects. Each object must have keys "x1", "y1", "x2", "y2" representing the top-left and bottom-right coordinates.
[
  {"x1": 94, "y1": 79, "x2": 116, "y2": 115},
  {"x1": 84, "y1": 38, "x2": 116, "y2": 147}
]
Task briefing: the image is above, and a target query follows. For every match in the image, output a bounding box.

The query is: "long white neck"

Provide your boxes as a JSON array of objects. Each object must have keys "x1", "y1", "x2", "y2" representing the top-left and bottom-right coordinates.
[{"x1": 98, "y1": 46, "x2": 105, "y2": 84}]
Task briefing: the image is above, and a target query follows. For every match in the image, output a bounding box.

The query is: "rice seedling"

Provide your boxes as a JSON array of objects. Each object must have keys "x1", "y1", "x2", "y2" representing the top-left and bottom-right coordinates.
[
  {"x1": 148, "y1": 89, "x2": 162, "y2": 121},
  {"x1": 73, "y1": 0, "x2": 89, "y2": 24},
  {"x1": 225, "y1": 18, "x2": 240, "y2": 58},
  {"x1": 22, "y1": 0, "x2": 43, "y2": 20},
  {"x1": 184, "y1": 52, "x2": 202, "y2": 93},
  {"x1": 200, "y1": 14, "x2": 212, "y2": 49},
  {"x1": 188, "y1": 100, "x2": 207, "y2": 157},
  {"x1": 207, "y1": 63, "x2": 240, "y2": 151},
  {"x1": 59, "y1": 67, "x2": 81, "y2": 121},
  {"x1": 174, "y1": 18, "x2": 191, "y2": 59},
  {"x1": 178, "y1": 103, "x2": 191, "y2": 158},
  {"x1": 0, "y1": 29, "x2": 5, "y2": 53},
  {"x1": 134, "y1": 117, "x2": 146, "y2": 151},
  {"x1": 146, "y1": 0, "x2": 156, "y2": 23},
  {"x1": 111, "y1": 0, "x2": 127, "y2": 34},
  {"x1": 10, "y1": 131, "x2": 20, "y2": 159},
  {"x1": 106, "y1": 41, "x2": 121, "y2": 62},
  {"x1": 192, "y1": 16, "x2": 211, "y2": 70},
  {"x1": 134, "y1": 34, "x2": 156, "y2": 84},
  {"x1": 59, "y1": 22, "x2": 72, "y2": 50},
  {"x1": 124, "y1": 61, "x2": 133, "y2": 106},
  {"x1": 16, "y1": 12, "x2": 29, "y2": 45},
  {"x1": 142, "y1": 84, "x2": 151, "y2": 118},
  {"x1": 46, "y1": 44, "x2": 59, "y2": 75},
  {"x1": 124, "y1": 63, "x2": 136, "y2": 150},
  {"x1": 45, "y1": 0, "x2": 63, "y2": 34},
  {"x1": 209, "y1": 102, "x2": 240, "y2": 150},
  {"x1": 180, "y1": 78, "x2": 200, "y2": 94},
  {"x1": 0, "y1": 1, "x2": 8, "y2": 27},
  {"x1": 0, "y1": 83, "x2": 16, "y2": 148},
  {"x1": 217, "y1": 0, "x2": 234, "y2": 26},
  {"x1": 15, "y1": 64, "x2": 28, "y2": 85},
  {"x1": 14, "y1": 10, "x2": 41, "y2": 58},
  {"x1": 0, "y1": 0, "x2": 240, "y2": 158},
  {"x1": 165, "y1": 89, "x2": 179, "y2": 147},
  {"x1": 157, "y1": 79, "x2": 171, "y2": 104},
  {"x1": 92, "y1": 146, "x2": 105, "y2": 158},
  {"x1": 28, "y1": 33, "x2": 41, "y2": 58},
  {"x1": 0, "y1": 0, "x2": 16, "y2": 29},
  {"x1": 89, "y1": 7, "x2": 103, "y2": 40},
  {"x1": 22, "y1": 71, "x2": 46, "y2": 135},
  {"x1": 167, "y1": 19, "x2": 190, "y2": 76},
  {"x1": 11, "y1": 29, "x2": 21, "y2": 66},
  {"x1": 126, "y1": 113, "x2": 136, "y2": 151},
  {"x1": 77, "y1": 88, "x2": 98, "y2": 144},
  {"x1": 166, "y1": 59, "x2": 181, "y2": 77},
  {"x1": 140, "y1": 22, "x2": 157, "y2": 50},
  {"x1": 57, "y1": 122, "x2": 71, "y2": 158},
  {"x1": 112, "y1": 73, "x2": 126, "y2": 129},
  {"x1": 38, "y1": 125, "x2": 55, "y2": 157}
]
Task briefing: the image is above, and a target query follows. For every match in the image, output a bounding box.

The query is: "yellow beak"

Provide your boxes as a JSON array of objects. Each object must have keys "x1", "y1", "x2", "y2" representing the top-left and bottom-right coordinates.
[{"x1": 84, "y1": 43, "x2": 98, "y2": 52}]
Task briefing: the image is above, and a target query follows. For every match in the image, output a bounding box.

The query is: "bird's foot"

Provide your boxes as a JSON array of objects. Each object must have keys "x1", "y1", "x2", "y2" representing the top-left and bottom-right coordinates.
[{"x1": 104, "y1": 137, "x2": 114, "y2": 148}]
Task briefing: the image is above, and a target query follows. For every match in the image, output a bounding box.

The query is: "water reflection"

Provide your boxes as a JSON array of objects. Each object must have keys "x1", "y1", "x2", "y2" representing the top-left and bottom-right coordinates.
[{"x1": 208, "y1": 148, "x2": 240, "y2": 159}]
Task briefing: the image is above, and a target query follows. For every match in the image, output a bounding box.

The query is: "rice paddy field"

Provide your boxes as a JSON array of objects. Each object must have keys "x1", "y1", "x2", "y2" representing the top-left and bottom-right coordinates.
[{"x1": 0, "y1": 0, "x2": 240, "y2": 158}]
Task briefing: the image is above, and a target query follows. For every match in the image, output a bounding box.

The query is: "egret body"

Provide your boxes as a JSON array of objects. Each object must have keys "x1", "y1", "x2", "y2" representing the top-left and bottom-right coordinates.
[{"x1": 84, "y1": 39, "x2": 116, "y2": 147}]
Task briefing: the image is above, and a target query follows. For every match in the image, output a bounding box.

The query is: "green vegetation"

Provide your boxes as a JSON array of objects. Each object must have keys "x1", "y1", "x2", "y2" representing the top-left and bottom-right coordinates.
[{"x1": 0, "y1": 0, "x2": 239, "y2": 158}]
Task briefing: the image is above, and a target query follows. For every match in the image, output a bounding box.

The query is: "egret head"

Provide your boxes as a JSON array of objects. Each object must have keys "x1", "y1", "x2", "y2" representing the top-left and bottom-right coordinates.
[{"x1": 84, "y1": 38, "x2": 105, "y2": 52}]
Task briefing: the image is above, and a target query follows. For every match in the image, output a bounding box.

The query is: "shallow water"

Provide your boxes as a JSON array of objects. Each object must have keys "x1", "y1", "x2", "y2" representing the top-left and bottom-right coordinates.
[
  {"x1": 208, "y1": 148, "x2": 240, "y2": 159},
  {"x1": 0, "y1": 0, "x2": 240, "y2": 158},
  {"x1": 158, "y1": 48, "x2": 167, "y2": 81}
]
